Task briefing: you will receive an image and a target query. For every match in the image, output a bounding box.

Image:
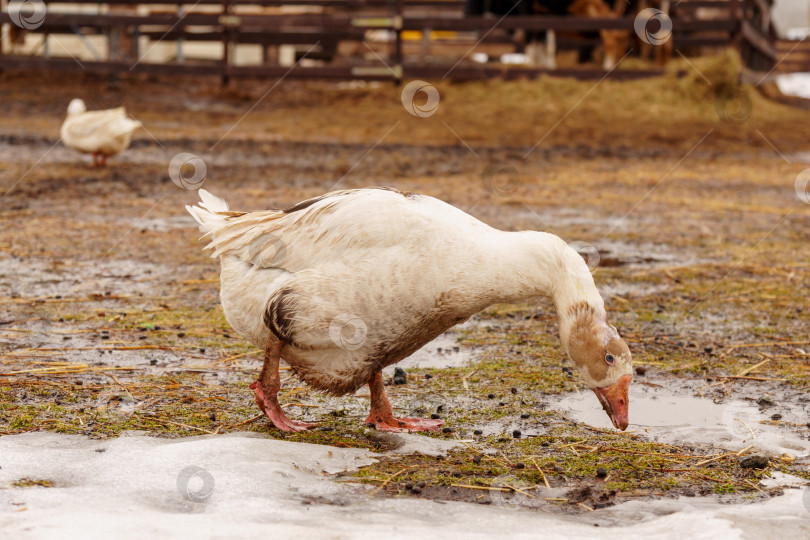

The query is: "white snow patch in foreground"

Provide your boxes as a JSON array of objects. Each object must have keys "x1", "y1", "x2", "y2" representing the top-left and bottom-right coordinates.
[{"x1": 1, "y1": 432, "x2": 809, "y2": 539}]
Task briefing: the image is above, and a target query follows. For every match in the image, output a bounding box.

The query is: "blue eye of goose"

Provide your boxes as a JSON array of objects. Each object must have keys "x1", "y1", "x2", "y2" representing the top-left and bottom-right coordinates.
[{"x1": 605, "y1": 354, "x2": 615, "y2": 365}]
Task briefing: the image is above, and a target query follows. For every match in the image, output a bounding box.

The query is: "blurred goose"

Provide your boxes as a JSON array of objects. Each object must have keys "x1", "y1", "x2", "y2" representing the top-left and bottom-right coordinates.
[
  {"x1": 60, "y1": 98, "x2": 141, "y2": 166},
  {"x1": 187, "y1": 188, "x2": 633, "y2": 432}
]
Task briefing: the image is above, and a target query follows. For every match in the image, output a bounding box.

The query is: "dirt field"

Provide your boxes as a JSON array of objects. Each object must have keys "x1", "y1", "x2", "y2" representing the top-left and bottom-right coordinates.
[{"x1": 2, "y1": 53, "x2": 810, "y2": 515}]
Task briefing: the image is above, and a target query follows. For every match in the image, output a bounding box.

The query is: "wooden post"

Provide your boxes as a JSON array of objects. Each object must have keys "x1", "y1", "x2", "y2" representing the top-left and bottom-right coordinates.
[
  {"x1": 221, "y1": 0, "x2": 231, "y2": 85},
  {"x1": 394, "y1": 0, "x2": 403, "y2": 85}
]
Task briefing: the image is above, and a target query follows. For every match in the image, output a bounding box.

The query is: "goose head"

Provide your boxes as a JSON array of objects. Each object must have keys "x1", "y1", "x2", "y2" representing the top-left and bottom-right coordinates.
[
  {"x1": 67, "y1": 98, "x2": 87, "y2": 116},
  {"x1": 564, "y1": 307, "x2": 633, "y2": 430}
]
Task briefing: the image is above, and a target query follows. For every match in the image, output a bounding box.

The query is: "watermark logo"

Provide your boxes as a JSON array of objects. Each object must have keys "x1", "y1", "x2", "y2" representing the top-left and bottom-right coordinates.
[
  {"x1": 9, "y1": 0, "x2": 46, "y2": 30},
  {"x1": 169, "y1": 153, "x2": 207, "y2": 190},
  {"x1": 634, "y1": 8, "x2": 672, "y2": 46},
  {"x1": 794, "y1": 169, "x2": 810, "y2": 205},
  {"x1": 406, "y1": 392, "x2": 449, "y2": 416},
  {"x1": 329, "y1": 313, "x2": 368, "y2": 350},
  {"x1": 94, "y1": 385, "x2": 140, "y2": 414},
  {"x1": 721, "y1": 400, "x2": 764, "y2": 440},
  {"x1": 715, "y1": 91, "x2": 753, "y2": 125},
  {"x1": 90, "y1": 79, "x2": 127, "y2": 110},
  {"x1": 488, "y1": 474, "x2": 535, "y2": 510},
  {"x1": 247, "y1": 234, "x2": 287, "y2": 267},
  {"x1": 401, "y1": 80, "x2": 440, "y2": 118},
  {"x1": 569, "y1": 241, "x2": 600, "y2": 273},
  {"x1": 482, "y1": 162, "x2": 519, "y2": 197},
  {"x1": 176, "y1": 465, "x2": 215, "y2": 502}
]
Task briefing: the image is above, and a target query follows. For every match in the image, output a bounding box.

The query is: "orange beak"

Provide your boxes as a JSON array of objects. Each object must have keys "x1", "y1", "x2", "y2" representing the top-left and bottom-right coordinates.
[{"x1": 592, "y1": 374, "x2": 632, "y2": 431}]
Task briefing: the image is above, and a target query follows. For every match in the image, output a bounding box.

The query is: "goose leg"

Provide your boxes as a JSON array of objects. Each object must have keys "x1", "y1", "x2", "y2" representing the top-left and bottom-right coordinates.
[
  {"x1": 99, "y1": 154, "x2": 107, "y2": 166},
  {"x1": 365, "y1": 370, "x2": 443, "y2": 432},
  {"x1": 249, "y1": 339, "x2": 314, "y2": 432},
  {"x1": 91, "y1": 152, "x2": 99, "y2": 167}
]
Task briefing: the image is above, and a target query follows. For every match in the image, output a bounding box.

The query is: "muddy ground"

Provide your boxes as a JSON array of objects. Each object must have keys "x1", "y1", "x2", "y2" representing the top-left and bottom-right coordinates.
[{"x1": 1, "y1": 54, "x2": 810, "y2": 516}]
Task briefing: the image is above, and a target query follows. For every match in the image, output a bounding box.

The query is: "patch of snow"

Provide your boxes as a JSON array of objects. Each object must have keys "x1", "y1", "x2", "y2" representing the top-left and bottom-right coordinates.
[
  {"x1": 776, "y1": 73, "x2": 810, "y2": 100},
  {"x1": 1, "y1": 432, "x2": 809, "y2": 539}
]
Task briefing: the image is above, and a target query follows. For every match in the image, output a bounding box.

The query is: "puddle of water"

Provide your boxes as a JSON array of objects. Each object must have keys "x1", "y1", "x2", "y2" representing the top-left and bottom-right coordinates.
[
  {"x1": 556, "y1": 383, "x2": 810, "y2": 457},
  {"x1": 394, "y1": 333, "x2": 469, "y2": 370},
  {"x1": 384, "y1": 322, "x2": 476, "y2": 374}
]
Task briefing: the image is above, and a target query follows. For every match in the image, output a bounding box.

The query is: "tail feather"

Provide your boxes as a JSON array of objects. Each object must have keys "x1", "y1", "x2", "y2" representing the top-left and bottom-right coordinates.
[{"x1": 186, "y1": 189, "x2": 231, "y2": 237}]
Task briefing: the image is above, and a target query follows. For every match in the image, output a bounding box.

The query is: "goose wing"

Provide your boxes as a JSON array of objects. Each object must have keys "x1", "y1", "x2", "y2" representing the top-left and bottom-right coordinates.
[{"x1": 200, "y1": 187, "x2": 485, "y2": 272}]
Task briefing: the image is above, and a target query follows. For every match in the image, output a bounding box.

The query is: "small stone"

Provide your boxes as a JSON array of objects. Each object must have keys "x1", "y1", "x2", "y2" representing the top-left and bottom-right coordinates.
[
  {"x1": 199, "y1": 348, "x2": 206, "y2": 353},
  {"x1": 739, "y1": 455, "x2": 769, "y2": 469},
  {"x1": 520, "y1": 413, "x2": 530, "y2": 419},
  {"x1": 177, "y1": 332, "x2": 186, "y2": 338},
  {"x1": 487, "y1": 393, "x2": 495, "y2": 399},
  {"x1": 154, "y1": 325, "x2": 161, "y2": 331},
  {"x1": 223, "y1": 333, "x2": 230, "y2": 338},
  {"x1": 512, "y1": 430, "x2": 521, "y2": 439},
  {"x1": 405, "y1": 482, "x2": 413, "y2": 490},
  {"x1": 683, "y1": 490, "x2": 696, "y2": 497},
  {"x1": 209, "y1": 412, "x2": 216, "y2": 421},
  {"x1": 149, "y1": 359, "x2": 157, "y2": 366},
  {"x1": 393, "y1": 367, "x2": 407, "y2": 385},
  {"x1": 757, "y1": 396, "x2": 774, "y2": 407},
  {"x1": 319, "y1": 426, "x2": 334, "y2": 432},
  {"x1": 510, "y1": 387, "x2": 518, "y2": 395},
  {"x1": 442, "y1": 427, "x2": 454, "y2": 433},
  {"x1": 424, "y1": 374, "x2": 433, "y2": 379},
  {"x1": 473, "y1": 429, "x2": 483, "y2": 436},
  {"x1": 596, "y1": 467, "x2": 608, "y2": 478},
  {"x1": 498, "y1": 438, "x2": 508, "y2": 443},
  {"x1": 431, "y1": 413, "x2": 441, "y2": 420},
  {"x1": 416, "y1": 481, "x2": 426, "y2": 488},
  {"x1": 635, "y1": 366, "x2": 647, "y2": 376},
  {"x1": 770, "y1": 414, "x2": 782, "y2": 421},
  {"x1": 515, "y1": 462, "x2": 525, "y2": 469},
  {"x1": 472, "y1": 455, "x2": 482, "y2": 465},
  {"x1": 411, "y1": 486, "x2": 422, "y2": 494},
  {"x1": 704, "y1": 346, "x2": 713, "y2": 353}
]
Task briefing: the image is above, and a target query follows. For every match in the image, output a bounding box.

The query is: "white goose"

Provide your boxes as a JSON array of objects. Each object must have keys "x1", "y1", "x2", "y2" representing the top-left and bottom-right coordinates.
[
  {"x1": 187, "y1": 187, "x2": 633, "y2": 432},
  {"x1": 60, "y1": 98, "x2": 141, "y2": 167}
]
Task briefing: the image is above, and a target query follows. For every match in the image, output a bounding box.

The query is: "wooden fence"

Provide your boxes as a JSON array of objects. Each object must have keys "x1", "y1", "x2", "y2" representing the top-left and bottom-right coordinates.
[{"x1": 0, "y1": 0, "x2": 780, "y2": 82}]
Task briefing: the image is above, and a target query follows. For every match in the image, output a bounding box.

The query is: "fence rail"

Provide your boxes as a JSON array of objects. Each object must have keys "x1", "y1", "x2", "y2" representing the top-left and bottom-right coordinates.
[{"x1": 0, "y1": 0, "x2": 779, "y2": 82}]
